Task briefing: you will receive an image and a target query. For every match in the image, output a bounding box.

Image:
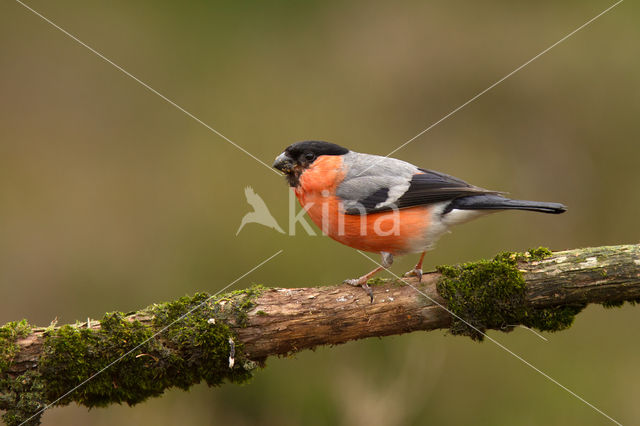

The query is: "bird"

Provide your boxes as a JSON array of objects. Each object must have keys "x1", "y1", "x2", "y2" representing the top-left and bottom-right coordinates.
[
  {"x1": 273, "y1": 140, "x2": 566, "y2": 302},
  {"x1": 236, "y1": 186, "x2": 284, "y2": 235}
]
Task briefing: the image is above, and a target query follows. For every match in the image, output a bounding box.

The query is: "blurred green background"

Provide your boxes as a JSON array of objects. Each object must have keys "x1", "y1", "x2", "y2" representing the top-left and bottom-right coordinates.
[{"x1": 1, "y1": 0, "x2": 639, "y2": 424}]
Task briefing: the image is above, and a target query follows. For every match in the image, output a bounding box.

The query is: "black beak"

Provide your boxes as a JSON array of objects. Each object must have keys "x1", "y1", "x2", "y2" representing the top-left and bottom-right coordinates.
[{"x1": 273, "y1": 152, "x2": 294, "y2": 173}]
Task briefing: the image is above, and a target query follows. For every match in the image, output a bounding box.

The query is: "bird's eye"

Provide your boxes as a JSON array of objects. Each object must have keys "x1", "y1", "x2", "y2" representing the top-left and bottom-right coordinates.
[{"x1": 304, "y1": 152, "x2": 316, "y2": 161}]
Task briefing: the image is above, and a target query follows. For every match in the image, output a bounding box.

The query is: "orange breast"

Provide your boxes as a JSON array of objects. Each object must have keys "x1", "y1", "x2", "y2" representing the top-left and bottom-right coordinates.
[{"x1": 294, "y1": 156, "x2": 430, "y2": 254}]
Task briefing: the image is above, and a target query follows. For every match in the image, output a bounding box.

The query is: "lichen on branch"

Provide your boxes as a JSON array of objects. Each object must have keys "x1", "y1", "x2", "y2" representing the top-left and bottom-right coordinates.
[
  {"x1": 1, "y1": 245, "x2": 639, "y2": 426},
  {"x1": 436, "y1": 248, "x2": 584, "y2": 340},
  {"x1": 0, "y1": 287, "x2": 265, "y2": 426}
]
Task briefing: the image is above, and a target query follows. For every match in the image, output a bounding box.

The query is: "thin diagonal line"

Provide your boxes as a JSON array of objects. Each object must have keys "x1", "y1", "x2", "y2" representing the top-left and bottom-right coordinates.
[
  {"x1": 356, "y1": 250, "x2": 622, "y2": 425},
  {"x1": 20, "y1": 249, "x2": 284, "y2": 426},
  {"x1": 517, "y1": 324, "x2": 549, "y2": 342},
  {"x1": 357, "y1": 0, "x2": 623, "y2": 176},
  {"x1": 14, "y1": 0, "x2": 281, "y2": 176}
]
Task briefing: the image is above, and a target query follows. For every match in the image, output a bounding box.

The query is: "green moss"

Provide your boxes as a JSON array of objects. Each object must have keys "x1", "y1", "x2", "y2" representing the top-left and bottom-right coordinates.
[
  {"x1": 39, "y1": 315, "x2": 161, "y2": 407},
  {"x1": 366, "y1": 277, "x2": 389, "y2": 286},
  {"x1": 1, "y1": 371, "x2": 46, "y2": 426},
  {"x1": 526, "y1": 247, "x2": 553, "y2": 261},
  {"x1": 202, "y1": 284, "x2": 265, "y2": 327},
  {"x1": 601, "y1": 299, "x2": 639, "y2": 309},
  {"x1": 0, "y1": 320, "x2": 41, "y2": 426},
  {"x1": 1, "y1": 288, "x2": 264, "y2": 425},
  {"x1": 0, "y1": 320, "x2": 31, "y2": 374},
  {"x1": 436, "y1": 249, "x2": 584, "y2": 341}
]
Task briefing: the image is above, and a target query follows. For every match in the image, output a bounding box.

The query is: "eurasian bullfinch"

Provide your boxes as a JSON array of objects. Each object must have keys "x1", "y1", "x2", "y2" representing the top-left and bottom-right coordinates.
[{"x1": 273, "y1": 141, "x2": 566, "y2": 301}]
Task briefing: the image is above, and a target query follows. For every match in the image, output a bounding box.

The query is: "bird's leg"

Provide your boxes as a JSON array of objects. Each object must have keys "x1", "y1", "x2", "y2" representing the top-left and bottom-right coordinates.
[
  {"x1": 403, "y1": 251, "x2": 425, "y2": 281},
  {"x1": 344, "y1": 252, "x2": 393, "y2": 303}
]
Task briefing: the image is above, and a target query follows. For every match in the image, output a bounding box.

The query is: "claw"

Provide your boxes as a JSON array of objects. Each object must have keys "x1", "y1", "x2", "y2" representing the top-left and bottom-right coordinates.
[
  {"x1": 343, "y1": 278, "x2": 374, "y2": 303},
  {"x1": 403, "y1": 268, "x2": 423, "y2": 282},
  {"x1": 362, "y1": 283, "x2": 374, "y2": 303},
  {"x1": 341, "y1": 252, "x2": 392, "y2": 304}
]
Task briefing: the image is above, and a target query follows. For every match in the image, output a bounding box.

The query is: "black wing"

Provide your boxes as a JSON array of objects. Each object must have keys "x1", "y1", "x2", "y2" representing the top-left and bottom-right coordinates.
[{"x1": 346, "y1": 168, "x2": 497, "y2": 215}]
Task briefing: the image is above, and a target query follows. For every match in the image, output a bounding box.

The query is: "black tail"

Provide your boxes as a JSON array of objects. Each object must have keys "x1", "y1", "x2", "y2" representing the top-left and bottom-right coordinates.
[{"x1": 446, "y1": 194, "x2": 566, "y2": 214}]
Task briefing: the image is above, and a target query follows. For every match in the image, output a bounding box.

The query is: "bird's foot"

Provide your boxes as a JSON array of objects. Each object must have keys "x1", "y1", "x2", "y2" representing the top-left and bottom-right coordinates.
[
  {"x1": 403, "y1": 268, "x2": 423, "y2": 281},
  {"x1": 343, "y1": 278, "x2": 374, "y2": 303}
]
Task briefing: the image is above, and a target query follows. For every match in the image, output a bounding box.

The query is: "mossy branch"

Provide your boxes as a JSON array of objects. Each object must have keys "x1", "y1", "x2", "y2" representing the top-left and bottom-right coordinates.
[{"x1": 2, "y1": 244, "x2": 640, "y2": 425}]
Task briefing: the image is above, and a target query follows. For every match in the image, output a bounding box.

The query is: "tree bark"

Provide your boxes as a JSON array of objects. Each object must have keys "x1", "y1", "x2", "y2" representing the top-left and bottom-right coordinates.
[
  {"x1": 236, "y1": 244, "x2": 640, "y2": 357},
  {"x1": 1, "y1": 244, "x2": 639, "y2": 425}
]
